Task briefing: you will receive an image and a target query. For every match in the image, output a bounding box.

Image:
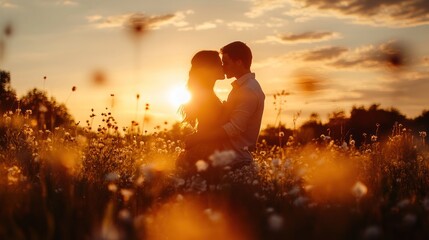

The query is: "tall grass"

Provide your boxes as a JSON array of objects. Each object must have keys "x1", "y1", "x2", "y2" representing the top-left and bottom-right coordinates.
[{"x1": 0, "y1": 110, "x2": 428, "y2": 240}]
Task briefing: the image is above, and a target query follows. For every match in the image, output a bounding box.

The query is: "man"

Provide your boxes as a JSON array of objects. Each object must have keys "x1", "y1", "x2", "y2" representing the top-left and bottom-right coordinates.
[{"x1": 186, "y1": 41, "x2": 265, "y2": 168}]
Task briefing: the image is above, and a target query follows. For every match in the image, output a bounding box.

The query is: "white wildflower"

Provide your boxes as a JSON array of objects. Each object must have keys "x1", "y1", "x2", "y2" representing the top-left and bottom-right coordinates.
[
  {"x1": 176, "y1": 194, "x2": 184, "y2": 202},
  {"x1": 105, "y1": 172, "x2": 120, "y2": 182},
  {"x1": 118, "y1": 209, "x2": 131, "y2": 221},
  {"x1": 195, "y1": 160, "x2": 209, "y2": 172},
  {"x1": 293, "y1": 196, "x2": 308, "y2": 207},
  {"x1": 403, "y1": 213, "x2": 417, "y2": 226},
  {"x1": 352, "y1": 181, "x2": 368, "y2": 198},
  {"x1": 363, "y1": 225, "x2": 382, "y2": 240},
  {"x1": 120, "y1": 189, "x2": 134, "y2": 202},
  {"x1": 397, "y1": 199, "x2": 410, "y2": 208},
  {"x1": 268, "y1": 214, "x2": 284, "y2": 231},
  {"x1": 271, "y1": 158, "x2": 281, "y2": 167},
  {"x1": 209, "y1": 150, "x2": 236, "y2": 167}
]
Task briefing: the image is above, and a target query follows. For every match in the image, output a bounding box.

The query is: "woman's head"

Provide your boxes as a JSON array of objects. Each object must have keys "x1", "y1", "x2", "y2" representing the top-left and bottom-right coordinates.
[
  {"x1": 188, "y1": 50, "x2": 224, "y2": 90},
  {"x1": 181, "y1": 50, "x2": 224, "y2": 127}
]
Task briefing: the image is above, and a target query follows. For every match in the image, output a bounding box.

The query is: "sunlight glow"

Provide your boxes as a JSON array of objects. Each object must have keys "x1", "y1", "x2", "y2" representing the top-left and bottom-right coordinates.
[{"x1": 168, "y1": 86, "x2": 191, "y2": 108}]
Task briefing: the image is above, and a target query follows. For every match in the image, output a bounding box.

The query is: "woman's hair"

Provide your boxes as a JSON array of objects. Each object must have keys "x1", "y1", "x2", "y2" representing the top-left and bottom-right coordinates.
[{"x1": 180, "y1": 50, "x2": 221, "y2": 127}]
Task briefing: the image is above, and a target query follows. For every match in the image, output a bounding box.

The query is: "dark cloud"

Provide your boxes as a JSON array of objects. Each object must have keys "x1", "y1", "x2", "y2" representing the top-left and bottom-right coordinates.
[
  {"x1": 88, "y1": 11, "x2": 190, "y2": 30},
  {"x1": 329, "y1": 41, "x2": 411, "y2": 70},
  {"x1": 289, "y1": 0, "x2": 429, "y2": 27},
  {"x1": 300, "y1": 46, "x2": 348, "y2": 61},
  {"x1": 258, "y1": 31, "x2": 340, "y2": 44},
  {"x1": 280, "y1": 31, "x2": 339, "y2": 42}
]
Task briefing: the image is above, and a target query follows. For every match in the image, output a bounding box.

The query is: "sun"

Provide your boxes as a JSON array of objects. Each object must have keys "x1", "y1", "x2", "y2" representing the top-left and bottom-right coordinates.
[{"x1": 168, "y1": 86, "x2": 191, "y2": 107}]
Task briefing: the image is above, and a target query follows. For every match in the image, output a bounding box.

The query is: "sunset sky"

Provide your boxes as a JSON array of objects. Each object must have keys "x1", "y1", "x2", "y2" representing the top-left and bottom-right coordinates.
[{"x1": 1, "y1": 0, "x2": 429, "y2": 132}]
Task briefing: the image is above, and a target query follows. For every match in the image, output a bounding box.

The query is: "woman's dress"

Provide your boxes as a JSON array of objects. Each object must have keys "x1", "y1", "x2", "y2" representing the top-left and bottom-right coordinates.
[{"x1": 176, "y1": 91, "x2": 227, "y2": 177}]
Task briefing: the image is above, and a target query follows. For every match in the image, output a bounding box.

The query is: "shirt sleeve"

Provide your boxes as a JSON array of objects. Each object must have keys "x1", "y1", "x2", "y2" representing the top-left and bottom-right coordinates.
[{"x1": 222, "y1": 87, "x2": 258, "y2": 138}]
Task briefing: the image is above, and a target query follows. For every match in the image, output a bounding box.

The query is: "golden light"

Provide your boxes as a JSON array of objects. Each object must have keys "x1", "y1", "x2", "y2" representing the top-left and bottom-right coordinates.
[{"x1": 168, "y1": 86, "x2": 191, "y2": 107}]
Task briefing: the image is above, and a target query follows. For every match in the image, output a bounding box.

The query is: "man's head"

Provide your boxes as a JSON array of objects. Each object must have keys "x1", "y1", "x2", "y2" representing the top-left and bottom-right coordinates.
[{"x1": 220, "y1": 41, "x2": 252, "y2": 79}]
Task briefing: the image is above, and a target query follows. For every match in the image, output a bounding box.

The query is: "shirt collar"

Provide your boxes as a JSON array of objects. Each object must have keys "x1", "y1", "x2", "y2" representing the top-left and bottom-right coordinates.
[{"x1": 231, "y1": 72, "x2": 255, "y2": 88}]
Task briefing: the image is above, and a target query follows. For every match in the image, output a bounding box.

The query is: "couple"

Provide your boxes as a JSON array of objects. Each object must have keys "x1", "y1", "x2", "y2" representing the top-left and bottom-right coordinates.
[{"x1": 176, "y1": 41, "x2": 265, "y2": 178}]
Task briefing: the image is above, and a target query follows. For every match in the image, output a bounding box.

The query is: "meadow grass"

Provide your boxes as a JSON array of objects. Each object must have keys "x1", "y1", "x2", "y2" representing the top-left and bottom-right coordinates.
[{"x1": 0, "y1": 110, "x2": 428, "y2": 240}]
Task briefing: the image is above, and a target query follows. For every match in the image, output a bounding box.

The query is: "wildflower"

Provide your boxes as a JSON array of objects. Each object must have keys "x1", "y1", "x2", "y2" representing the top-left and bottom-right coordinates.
[
  {"x1": 176, "y1": 194, "x2": 184, "y2": 202},
  {"x1": 266, "y1": 207, "x2": 274, "y2": 213},
  {"x1": 397, "y1": 199, "x2": 410, "y2": 208},
  {"x1": 279, "y1": 131, "x2": 284, "y2": 137},
  {"x1": 420, "y1": 131, "x2": 427, "y2": 138},
  {"x1": 105, "y1": 172, "x2": 120, "y2": 182},
  {"x1": 195, "y1": 160, "x2": 209, "y2": 172},
  {"x1": 271, "y1": 158, "x2": 281, "y2": 167},
  {"x1": 341, "y1": 141, "x2": 348, "y2": 150},
  {"x1": 176, "y1": 178, "x2": 185, "y2": 186},
  {"x1": 288, "y1": 186, "x2": 300, "y2": 196},
  {"x1": 268, "y1": 214, "x2": 284, "y2": 231},
  {"x1": 118, "y1": 209, "x2": 131, "y2": 221},
  {"x1": 363, "y1": 225, "x2": 382, "y2": 240},
  {"x1": 120, "y1": 189, "x2": 134, "y2": 202},
  {"x1": 108, "y1": 183, "x2": 118, "y2": 192},
  {"x1": 293, "y1": 196, "x2": 308, "y2": 207},
  {"x1": 209, "y1": 150, "x2": 236, "y2": 167},
  {"x1": 371, "y1": 135, "x2": 377, "y2": 142},
  {"x1": 422, "y1": 197, "x2": 429, "y2": 211},
  {"x1": 352, "y1": 181, "x2": 368, "y2": 198},
  {"x1": 403, "y1": 213, "x2": 417, "y2": 227},
  {"x1": 204, "y1": 208, "x2": 222, "y2": 222}
]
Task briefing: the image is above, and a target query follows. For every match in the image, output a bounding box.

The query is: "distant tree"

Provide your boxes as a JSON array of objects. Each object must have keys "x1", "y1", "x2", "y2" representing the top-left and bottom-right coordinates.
[
  {"x1": 413, "y1": 110, "x2": 429, "y2": 133},
  {"x1": 20, "y1": 88, "x2": 74, "y2": 130},
  {"x1": 297, "y1": 113, "x2": 325, "y2": 143},
  {"x1": 0, "y1": 70, "x2": 18, "y2": 113},
  {"x1": 259, "y1": 124, "x2": 293, "y2": 147},
  {"x1": 348, "y1": 104, "x2": 408, "y2": 144},
  {"x1": 326, "y1": 110, "x2": 349, "y2": 143}
]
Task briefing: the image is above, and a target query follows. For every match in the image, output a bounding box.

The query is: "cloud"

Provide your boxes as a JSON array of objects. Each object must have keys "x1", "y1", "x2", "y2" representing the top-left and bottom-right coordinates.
[
  {"x1": 329, "y1": 41, "x2": 411, "y2": 70},
  {"x1": 57, "y1": 0, "x2": 78, "y2": 6},
  {"x1": 178, "y1": 19, "x2": 254, "y2": 31},
  {"x1": 254, "y1": 46, "x2": 347, "y2": 68},
  {"x1": 257, "y1": 31, "x2": 341, "y2": 44},
  {"x1": 285, "y1": 0, "x2": 429, "y2": 27},
  {"x1": 245, "y1": 0, "x2": 288, "y2": 18},
  {"x1": 178, "y1": 19, "x2": 223, "y2": 31},
  {"x1": 195, "y1": 21, "x2": 217, "y2": 30},
  {"x1": 88, "y1": 11, "x2": 192, "y2": 30},
  {"x1": 265, "y1": 17, "x2": 288, "y2": 28},
  {"x1": 300, "y1": 46, "x2": 348, "y2": 61},
  {"x1": 254, "y1": 40, "x2": 414, "y2": 74},
  {"x1": 226, "y1": 21, "x2": 255, "y2": 31},
  {"x1": 0, "y1": 0, "x2": 18, "y2": 8}
]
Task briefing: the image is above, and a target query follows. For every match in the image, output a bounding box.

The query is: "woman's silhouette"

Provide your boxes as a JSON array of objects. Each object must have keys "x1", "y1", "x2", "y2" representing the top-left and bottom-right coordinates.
[{"x1": 176, "y1": 50, "x2": 227, "y2": 176}]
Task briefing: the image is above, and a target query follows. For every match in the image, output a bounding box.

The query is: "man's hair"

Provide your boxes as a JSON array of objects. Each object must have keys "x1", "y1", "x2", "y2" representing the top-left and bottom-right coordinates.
[{"x1": 220, "y1": 41, "x2": 252, "y2": 69}]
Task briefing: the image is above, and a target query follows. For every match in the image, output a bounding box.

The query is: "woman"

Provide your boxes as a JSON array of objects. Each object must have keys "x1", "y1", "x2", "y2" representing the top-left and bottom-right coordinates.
[{"x1": 176, "y1": 50, "x2": 227, "y2": 176}]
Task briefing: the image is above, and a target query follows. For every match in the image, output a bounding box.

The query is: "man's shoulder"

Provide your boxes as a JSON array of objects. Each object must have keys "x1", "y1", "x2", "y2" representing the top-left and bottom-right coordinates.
[{"x1": 243, "y1": 78, "x2": 264, "y2": 95}]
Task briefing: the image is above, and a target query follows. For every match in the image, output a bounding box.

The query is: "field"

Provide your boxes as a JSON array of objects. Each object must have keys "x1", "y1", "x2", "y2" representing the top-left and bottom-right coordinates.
[{"x1": 1, "y1": 110, "x2": 429, "y2": 240}]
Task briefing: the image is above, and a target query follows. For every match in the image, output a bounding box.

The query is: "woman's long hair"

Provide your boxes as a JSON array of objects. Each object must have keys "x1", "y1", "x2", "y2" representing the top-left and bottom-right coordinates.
[{"x1": 180, "y1": 50, "x2": 222, "y2": 127}]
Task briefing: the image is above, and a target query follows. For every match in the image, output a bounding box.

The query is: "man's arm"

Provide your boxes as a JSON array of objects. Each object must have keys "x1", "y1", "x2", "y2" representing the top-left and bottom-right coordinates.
[{"x1": 185, "y1": 88, "x2": 258, "y2": 148}]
